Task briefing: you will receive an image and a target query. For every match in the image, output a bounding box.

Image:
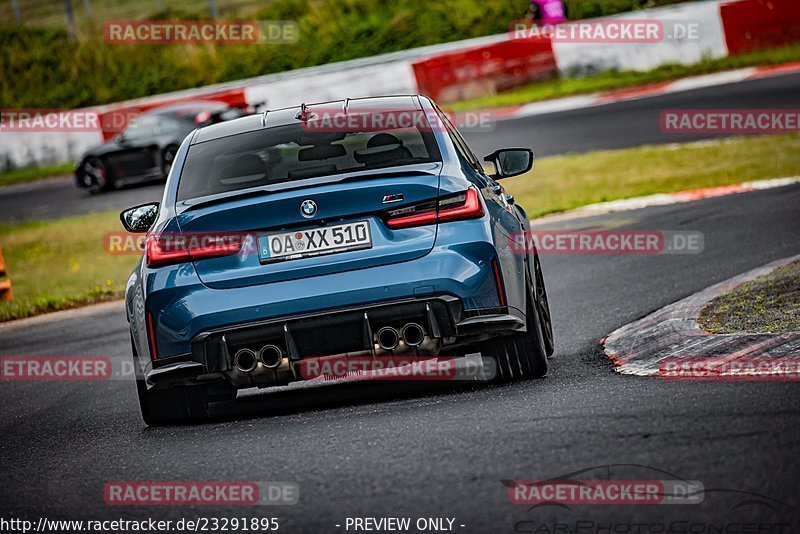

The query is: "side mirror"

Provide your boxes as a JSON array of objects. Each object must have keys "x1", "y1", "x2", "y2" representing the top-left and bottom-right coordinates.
[
  {"x1": 120, "y1": 202, "x2": 159, "y2": 233},
  {"x1": 484, "y1": 148, "x2": 534, "y2": 179}
]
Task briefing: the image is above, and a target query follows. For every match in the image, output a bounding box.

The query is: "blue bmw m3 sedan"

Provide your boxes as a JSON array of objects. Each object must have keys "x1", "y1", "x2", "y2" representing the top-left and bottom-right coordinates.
[{"x1": 120, "y1": 95, "x2": 554, "y2": 425}]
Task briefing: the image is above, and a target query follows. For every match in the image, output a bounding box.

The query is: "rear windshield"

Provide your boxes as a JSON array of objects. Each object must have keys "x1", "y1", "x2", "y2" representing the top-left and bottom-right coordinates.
[{"x1": 177, "y1": 117, "x2": 441, "y2": 201}]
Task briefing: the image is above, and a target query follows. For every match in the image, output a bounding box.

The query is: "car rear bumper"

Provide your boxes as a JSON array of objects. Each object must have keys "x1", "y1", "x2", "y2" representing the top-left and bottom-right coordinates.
[
  {"x1": 146, "y1": 295, "x2": 524, "y2": 388},
  {"x1": 147, "y1": 240, "x2": 513, "y2": 360}
]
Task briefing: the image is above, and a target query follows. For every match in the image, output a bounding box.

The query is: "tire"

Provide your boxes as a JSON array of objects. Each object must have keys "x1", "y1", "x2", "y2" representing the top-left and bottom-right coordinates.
[
  {"x1": 517, "y1": 288, "x2": 549, "y2": 378},
  {"x1": 532, "y1": 253, "x2": 555, "y2": 357},
  {"x1": 480, "y1": 271, "x2": 549, "y2": 382},
  {"x1": 81, "y1": 157, "x2": 111, "y2": 194},
  {"x1": 161, "y1": 145, "x2": 178, "y2": 179},
  {"x1": 131, "y1": 339, "x2": 219, "y2": 426}
]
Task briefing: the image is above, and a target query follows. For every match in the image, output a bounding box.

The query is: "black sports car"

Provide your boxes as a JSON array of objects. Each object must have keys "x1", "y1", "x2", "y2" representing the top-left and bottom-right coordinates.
[{"x1": 75, "y1": 102, "x2": 247, "y2": 193}]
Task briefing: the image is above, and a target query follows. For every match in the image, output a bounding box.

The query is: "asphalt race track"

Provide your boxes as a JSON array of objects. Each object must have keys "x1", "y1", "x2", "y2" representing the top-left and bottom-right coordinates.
[
  {"x1": 1, "y1": 183, "x2": 799, "y2": 531},
  {"x1": 1, "y1": 72, "x2": 798, "y2": 223},
  {"x1": 465, "y1": 72, "x2": 800, "y2": 158}
]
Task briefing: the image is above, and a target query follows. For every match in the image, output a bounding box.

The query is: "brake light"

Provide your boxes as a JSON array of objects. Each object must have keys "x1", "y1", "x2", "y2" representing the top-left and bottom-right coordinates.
[
  {"x1": 194, "y1": 111, "x2": 212, "y2": 124},
  {"x1": 386, "y1": 187, "x2": 484, "y2": 229},
  {"x1": 145, "y1": 233, "x2": 243, "y2": 268}
]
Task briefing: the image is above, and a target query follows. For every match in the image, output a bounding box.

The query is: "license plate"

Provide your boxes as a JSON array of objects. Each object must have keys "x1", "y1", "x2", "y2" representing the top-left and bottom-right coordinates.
[{"x1": 258, "y1": 220, "x2": 372, "y2": 263}]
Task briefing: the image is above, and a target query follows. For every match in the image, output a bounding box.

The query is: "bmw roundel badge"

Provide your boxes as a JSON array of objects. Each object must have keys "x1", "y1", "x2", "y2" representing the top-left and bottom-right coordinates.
[{"x1": 300, "y1": 199, "x2": 317, "y2": 218}]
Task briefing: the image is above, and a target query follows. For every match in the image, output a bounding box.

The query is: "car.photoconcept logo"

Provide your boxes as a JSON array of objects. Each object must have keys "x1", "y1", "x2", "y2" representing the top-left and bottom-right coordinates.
[{"x1": 300, "y1": 199, "x2": 318, "y2": 218}]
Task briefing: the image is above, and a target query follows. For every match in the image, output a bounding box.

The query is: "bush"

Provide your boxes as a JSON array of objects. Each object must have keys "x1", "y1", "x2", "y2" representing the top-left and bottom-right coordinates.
[{"x1": 1, "y1": 0, "x2": 694, "y2": 109}]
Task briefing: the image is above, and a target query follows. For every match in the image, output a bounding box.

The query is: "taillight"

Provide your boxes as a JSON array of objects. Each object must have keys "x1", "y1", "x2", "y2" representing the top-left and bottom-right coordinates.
[
  {"x1": 194, "y1": 111, "x2": 212, "y2": 124},
  {"x1": 145, "y1": 233, "x2": 243, "y2": 268},
  {"x1": 386, "y1": 187, "x2": 484, "y2": 229}
]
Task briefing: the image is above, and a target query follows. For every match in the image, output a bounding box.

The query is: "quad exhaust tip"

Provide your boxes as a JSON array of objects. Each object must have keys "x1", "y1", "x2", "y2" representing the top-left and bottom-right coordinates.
[
  {"x1": 376, "y1": 327, "x2": 400, "y2": 351},
  {"x1": 259, "y1": 344, "x2": 283, "y2": 369},
  {"x1": 234, "y1": 348, "x2": 257, "y2": 373},
  {"x1": 401, "y1": 323, "x2": 425, "y2": 347}
]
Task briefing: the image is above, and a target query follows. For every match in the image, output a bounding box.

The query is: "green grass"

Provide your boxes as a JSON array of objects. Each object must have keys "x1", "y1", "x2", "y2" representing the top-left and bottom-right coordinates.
[
  {"x1": 0, "y1": 163, "x2": 74, "y2": 187},
  {"x1": 452, "y1": 43, "x2": 800, "y2": 111},
  {"x1": 503, "y1": 134, "x2": 800, "y2": 218},
  {"x1": 0, "y1": 0, "x2": 690, "y2": 31},
  {"x1": 1, "y1": 0, "x2": 698, "y2": 110},
  {"x1": 0, "y1": 0, "x2": 278, "y2": 29},
  {"x1": 699, "y1": 260, "x2": 800, "y2": 334},
  {"x1": 1, "y1": 134, "x2": 799, "y2": 322},
  {"x1": 0, "y1": 212, "x2": 139, "y2": 321}
]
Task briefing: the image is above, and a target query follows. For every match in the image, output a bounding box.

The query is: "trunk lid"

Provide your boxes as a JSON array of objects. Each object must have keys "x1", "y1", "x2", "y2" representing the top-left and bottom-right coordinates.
[{"x1": 176, "y1": 163, "x2": 442, "y2": 289}]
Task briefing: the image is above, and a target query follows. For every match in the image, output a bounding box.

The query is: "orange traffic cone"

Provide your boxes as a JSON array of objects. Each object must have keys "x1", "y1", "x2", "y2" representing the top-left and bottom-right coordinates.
[{"x1": 0, "y1": 243, "x2": 13, "y2": 302}]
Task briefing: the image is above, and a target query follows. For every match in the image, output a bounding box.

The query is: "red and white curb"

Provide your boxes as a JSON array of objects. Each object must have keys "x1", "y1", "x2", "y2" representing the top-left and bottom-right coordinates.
[
  {"x1": 602, "y1": 254, "x2": 800, "y2": 377},
  {"x1": 534, "y1": 175, "x2": 800, "y2": 223},
  {"x1": 481, "y1": 61, "x2": 800, "y2": 121}
]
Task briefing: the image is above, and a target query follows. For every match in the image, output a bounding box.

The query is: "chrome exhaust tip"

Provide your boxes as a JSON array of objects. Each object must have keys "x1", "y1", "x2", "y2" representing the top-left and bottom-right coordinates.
[
  {"x1": 259, "y1": 344, "x2": 283, "y2": 369},
  {"x1": 376, "y1": 327, "x2": 400, "y2": 351},
  {"x1": 401, "y1": 323, "x2": 425, "y2": 347},
  {"x1": 233, "y1": 348, "x2": 257, "y2": 373}
]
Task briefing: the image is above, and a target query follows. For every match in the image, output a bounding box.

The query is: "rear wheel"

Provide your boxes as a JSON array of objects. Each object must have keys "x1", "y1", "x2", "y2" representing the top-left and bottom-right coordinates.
[
  {"x1": 161, "y1": 145, "x2": 178, "y2": 179},
  {"x1": 131, "y1": 339, "x2": 230, "y2": 426},
  {"x1": 82, "y1": 157, "x2": 110, "y2": 194},
  {"x1": 135, "y1": 377, "x2": 211, "y2": 426},
  {"x1": 533, "y1": 253, "x2": 555, "y2": 357},
  {"x1": 480, "y1": 270, "x2": 549, "y2": 382}
]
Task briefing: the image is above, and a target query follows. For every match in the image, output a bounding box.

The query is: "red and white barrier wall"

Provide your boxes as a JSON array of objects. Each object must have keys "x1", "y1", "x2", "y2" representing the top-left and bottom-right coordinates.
[
  {"x1": 411, "y1": 38, "x2": 557, "y2": 104},
  {"x1": 550, "y1": 0, "x2": 728, "y2": 76},
  {"x1": 409, "y1": 0, "x2": 799, "y2": 102},
  {"x1": 2, "y1": 0, "x2": 798, "y2": 170},
  {"x1": 721, "y1": 0, "x2": 800, "y2": 54}
]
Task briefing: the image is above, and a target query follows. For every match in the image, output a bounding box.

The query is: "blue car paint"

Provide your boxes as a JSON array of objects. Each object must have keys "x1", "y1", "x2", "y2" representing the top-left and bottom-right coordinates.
[
  {"x1": 179, "y1": 169, "x2": 442, "y2": 289},
  {"x1": 126, "y1": 96, "x2": 533, "y2": 373}
]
